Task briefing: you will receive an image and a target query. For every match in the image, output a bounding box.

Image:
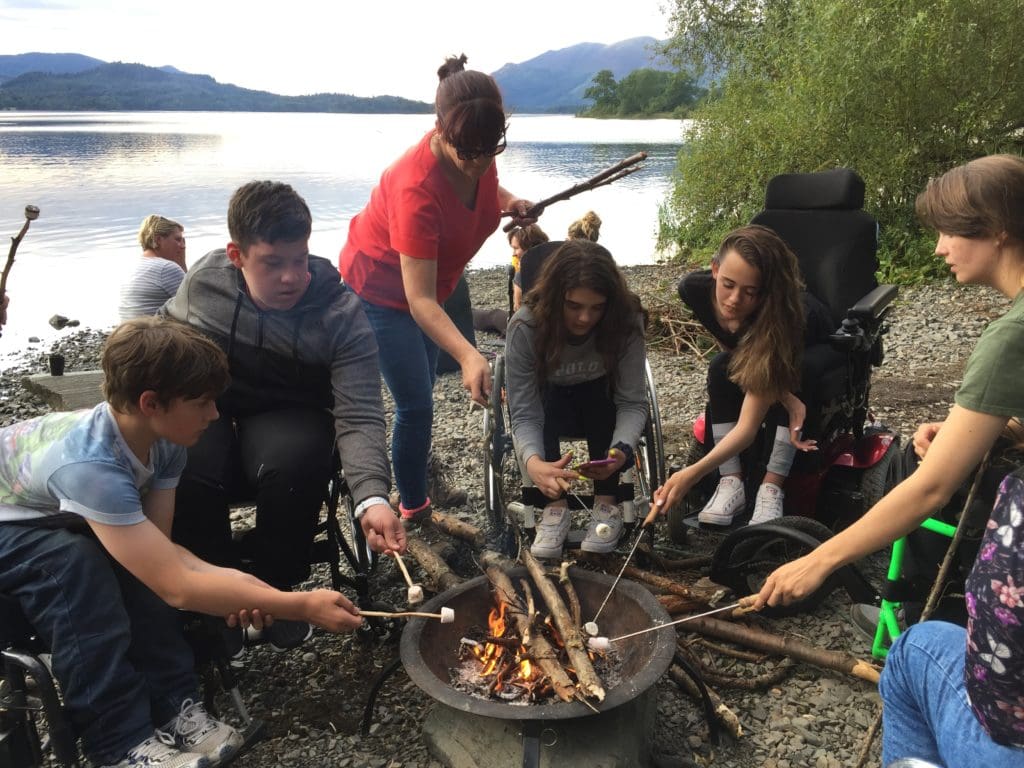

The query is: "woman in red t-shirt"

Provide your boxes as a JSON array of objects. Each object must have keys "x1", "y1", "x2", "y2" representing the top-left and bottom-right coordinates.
[{"x1": 340, "y1": 54, "x2": 533, "y2": 523}]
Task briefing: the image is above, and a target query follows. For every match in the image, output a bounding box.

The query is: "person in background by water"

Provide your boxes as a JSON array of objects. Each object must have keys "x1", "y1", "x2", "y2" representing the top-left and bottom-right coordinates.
[
  {"x1": 509, "y1": 223, "x2": 549, "y2": 311},
  {"x1": 118, "y1": 215, "x2": 187, "y2": 323},
  {"x1": 652, "y1": 224, "x2": 827, "y2": 526},
  {"x1": 163, "y1": 181, "x2": 403, "y2": 654},
  {"x1": 750, "y1": 155, "x2": 1024, "y2": 766},
  {"x1": 339, "y1": 53, "x2": 535, "y2": 524},
  {"x1": 505, "y1": 240, "x2": 648, "y2": 558},
  {"x1": 512, "y1": 211, "x2": 602, "y2": 310}
]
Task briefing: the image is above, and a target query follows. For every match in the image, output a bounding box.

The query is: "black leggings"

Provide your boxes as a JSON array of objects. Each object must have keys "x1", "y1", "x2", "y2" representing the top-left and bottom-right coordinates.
[
  {"x1": 523, "y1": 376, "x2": 628, "y2": 507},
  {"x1": 172, "y1": 408, "x2": 334, "y2": 588}
]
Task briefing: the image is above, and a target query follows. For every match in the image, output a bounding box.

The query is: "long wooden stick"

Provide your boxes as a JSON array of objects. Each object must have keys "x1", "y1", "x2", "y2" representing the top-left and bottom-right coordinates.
[
  {"x1": 1, "y1": 205, "x2": 40, "y2": 336},
  {"x1": 359, "y1": 609, "x2": 451, "y2": 621},
  {"x1": 501, "y1": 153, "x2": 646, "y2": 232},
  {"x1": 520, "y1": 548, "x2": 605, "y2": 701}
]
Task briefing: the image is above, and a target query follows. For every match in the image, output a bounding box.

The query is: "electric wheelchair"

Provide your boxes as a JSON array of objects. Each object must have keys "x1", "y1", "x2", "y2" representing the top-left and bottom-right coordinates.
[
  {"x1": 482, "y1": 241, "x2": 667, "y2": 552},
  {"x1": 672, "y1": 168, "x2": 903, "y2": 614}
]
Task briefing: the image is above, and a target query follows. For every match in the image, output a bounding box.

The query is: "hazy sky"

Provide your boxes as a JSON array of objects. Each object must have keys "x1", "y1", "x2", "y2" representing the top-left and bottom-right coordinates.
[{"x1": 0, "y1": 0, "x2": 673, "y2": 100}]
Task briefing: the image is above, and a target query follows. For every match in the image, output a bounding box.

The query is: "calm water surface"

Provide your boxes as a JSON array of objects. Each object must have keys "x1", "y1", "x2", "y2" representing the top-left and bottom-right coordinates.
[{"x1": 0, "y1": 111, "x2": 685, "y2": 352}]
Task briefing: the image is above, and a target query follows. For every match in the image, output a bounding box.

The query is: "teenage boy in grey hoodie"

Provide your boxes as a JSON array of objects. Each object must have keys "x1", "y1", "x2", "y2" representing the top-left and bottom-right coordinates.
[{"x1": 162, "y1": 181, "x2": 402, "y2": 650}]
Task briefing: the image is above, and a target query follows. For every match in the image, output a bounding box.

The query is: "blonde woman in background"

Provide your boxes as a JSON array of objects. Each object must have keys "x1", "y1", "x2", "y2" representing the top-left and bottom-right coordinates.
[
  {"x1": 118, "y1": 215, "x2": 187, "y2": 322},
  {"x1": 512, "y1": 211, "x2": 603, "y2": 310}
]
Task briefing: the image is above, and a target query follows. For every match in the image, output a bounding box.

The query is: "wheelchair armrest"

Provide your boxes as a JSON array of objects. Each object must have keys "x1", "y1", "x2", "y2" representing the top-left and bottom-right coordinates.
[{"x1": 847, "y1": 284, "x2": 899, "y2": 324}]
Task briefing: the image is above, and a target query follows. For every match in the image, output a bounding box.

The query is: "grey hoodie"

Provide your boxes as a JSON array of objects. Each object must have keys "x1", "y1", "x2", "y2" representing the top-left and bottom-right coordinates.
[
  {"x1": 505, "y1": 305, "x2": 648, "y2": 469},
  {"x1": 161, "y1": 249, "x2": 389, "y2": 504}
]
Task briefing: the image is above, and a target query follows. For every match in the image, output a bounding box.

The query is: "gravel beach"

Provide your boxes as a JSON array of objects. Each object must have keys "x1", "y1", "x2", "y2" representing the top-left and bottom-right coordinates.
[{"x1": 0, "y1": 264, "x2": 1001, "y2": 768}]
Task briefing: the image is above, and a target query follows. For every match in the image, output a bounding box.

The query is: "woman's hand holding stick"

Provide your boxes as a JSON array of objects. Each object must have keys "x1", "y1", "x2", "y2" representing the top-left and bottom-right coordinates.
[{"x1": 501, "y1": 152, "x2": 647, "y2": 232}]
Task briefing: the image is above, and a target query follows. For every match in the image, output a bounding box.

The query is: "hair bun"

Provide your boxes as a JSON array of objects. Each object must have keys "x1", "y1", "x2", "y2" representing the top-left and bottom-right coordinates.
[{"x1": 437, "y1": 53, "x2": 469, "y2": 81}]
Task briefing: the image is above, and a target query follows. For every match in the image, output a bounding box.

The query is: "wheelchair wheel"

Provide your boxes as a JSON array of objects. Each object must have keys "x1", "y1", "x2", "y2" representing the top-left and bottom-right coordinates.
[
  {"x1": 640, "y1": 358, "x2": 667, "y2": 491},
  {"x1": 483, "y1": 355, "x2": 520, "y2": 544},
  {"x1": 859, "y1": 435, "x2": 904, "y2": 513},
  {"x1": 709, "y1": 516, "x2": 844, "y2": 617}
]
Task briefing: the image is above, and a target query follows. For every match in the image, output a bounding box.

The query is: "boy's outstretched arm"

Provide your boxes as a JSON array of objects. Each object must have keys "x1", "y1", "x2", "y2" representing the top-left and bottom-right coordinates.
[{"x1": 88, "y1": 492, "x2": 363, "y2": 633}]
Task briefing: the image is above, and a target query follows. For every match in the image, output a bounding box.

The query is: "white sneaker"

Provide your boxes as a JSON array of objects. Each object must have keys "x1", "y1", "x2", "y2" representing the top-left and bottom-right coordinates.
[
  {"x1": 697, "y1": 476, "x2": 745, "y2": 526},
  {"x1": 581, "y1": 502, "x2": 624, "y2": 553},
  {"x1": 161, "y1": 699, "x2": 242, "y2": 767},
  {"x1": 530, "y1": 504, "x2": 572, "y2": 559},
  {"x1": 748, "y1": 482, "x2": 785, "y2": 525},
  {"x1": 98, "y1": 731, "x2": 209, "y2": 768}
]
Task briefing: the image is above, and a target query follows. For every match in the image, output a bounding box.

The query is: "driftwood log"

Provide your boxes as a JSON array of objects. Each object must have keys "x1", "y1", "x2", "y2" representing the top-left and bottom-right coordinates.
[
  {"x1": 682, "y1": 616, "x2": 881, "y2": 684},
  {"x1": 430, "y1": 511, "x2": 484, "y2": 548},
  {"x1": 484, "y1": 566, "x2": 575, "y2": 702},
  {"x1": 668, "y1": 664, "x2": 743, "y2": 739},
  {"x1": 519, "y1": 548, "x2": 605, "y2": 701},
  {"x1": 405, "y1": 536, "x2": 463, "y2": 593}
]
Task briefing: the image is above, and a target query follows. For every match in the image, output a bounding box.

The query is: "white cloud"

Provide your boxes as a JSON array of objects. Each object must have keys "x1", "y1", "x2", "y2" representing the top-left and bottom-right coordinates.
[{"x1": 0, "y1": 0, "x2": 670, "y2": 99}]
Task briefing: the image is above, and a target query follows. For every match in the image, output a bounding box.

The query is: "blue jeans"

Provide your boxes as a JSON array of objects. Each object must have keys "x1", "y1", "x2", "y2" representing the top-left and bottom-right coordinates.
[
  {"x1": 879, "y1": 621, "x2": 1024, "y2": 767},
  {"x1": 359, "y1": 298, "x2": 438, "y2": 509},
  {"x1": 0, "y1": 523, "x2": 198, "y2": 765}
]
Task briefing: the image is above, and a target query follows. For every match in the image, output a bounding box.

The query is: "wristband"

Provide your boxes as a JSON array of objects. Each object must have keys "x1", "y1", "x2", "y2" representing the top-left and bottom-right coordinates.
[
  {"x1": 354, "y1": 496, "x2": 389, "y2": 520},
  {"x1": 610, "y1": 442, "x2": 635, "y2": 467}
]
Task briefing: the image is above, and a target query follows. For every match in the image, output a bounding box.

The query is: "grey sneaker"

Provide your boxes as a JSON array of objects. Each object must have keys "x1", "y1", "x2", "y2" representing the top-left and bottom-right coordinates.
[
  {"x1": 697, "y1": 476, "x2": 745, "y2": 525},
  {"x1": 849, "y1": 603, "x2": 882, "y2": 643},
  {"x1": 162, "y1": 699, "x2": 242, "y2": 767},
  {"x1": 530, "y1": 504, "x2": 572, "y2": 559},
  {"x1": 427, "y1": 454, "x2": 468, "y2": 508},
  {"x1": 98, "y1": 731, "x2": 209, "y2": 768},
  {"x1": 581, "y1": 502, "x2": 624, "y2": 553},
  {"x1": 748, "y1": 482, "x2": 785, "y2": 525},
  {"x1": 263, "y1": 619, "x2": 313, "y2": 652}
]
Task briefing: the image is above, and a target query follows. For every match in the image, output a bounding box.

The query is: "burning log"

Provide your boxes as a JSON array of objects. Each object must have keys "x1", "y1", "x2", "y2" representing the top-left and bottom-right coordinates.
[
  {"x1": 430, "y1": 511, "x2": 485, "y2": 548},
  {"x1": 406, "y1": 536, "x2": 463, "y2": 593},
  {"x1": 484, "y1": 566, "x2": 576, "y2": 702},
  {"x1": 681, "y1": 616, "x2": 881, "y2": 684},
  {"x1": 520, "y1": 548, "x2": 605, "y2": 701}
]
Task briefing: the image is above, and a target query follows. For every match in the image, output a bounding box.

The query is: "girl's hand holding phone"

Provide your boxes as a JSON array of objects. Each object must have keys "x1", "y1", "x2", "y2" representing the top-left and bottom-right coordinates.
[{"x1": 576, "y1": 449, "x2": 626, "y2": 481}]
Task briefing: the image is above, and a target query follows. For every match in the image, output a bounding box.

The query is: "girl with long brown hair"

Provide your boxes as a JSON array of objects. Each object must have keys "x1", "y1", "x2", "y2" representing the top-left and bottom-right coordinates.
[
  {"x1": 654, "y1": 224, "x2": 831, "y2": 525},
  {"x1": 505, "y1": 239, "x2": 648, "y2": 558}
]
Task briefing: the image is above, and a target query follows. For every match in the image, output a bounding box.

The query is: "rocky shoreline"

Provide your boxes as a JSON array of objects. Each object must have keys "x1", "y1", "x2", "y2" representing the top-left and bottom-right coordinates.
[{"x1": 0, "y1": 264, "x2": 1000, "y2": 768}]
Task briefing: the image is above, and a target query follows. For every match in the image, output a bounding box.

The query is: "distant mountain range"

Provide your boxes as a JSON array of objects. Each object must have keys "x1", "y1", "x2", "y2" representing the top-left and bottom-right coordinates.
[
  {"x1": 0, "y1": 41, "x2": 670, "y2": 113},
  {"x1": 493, "y1": 37, "x2": 669, "y2": 112}
]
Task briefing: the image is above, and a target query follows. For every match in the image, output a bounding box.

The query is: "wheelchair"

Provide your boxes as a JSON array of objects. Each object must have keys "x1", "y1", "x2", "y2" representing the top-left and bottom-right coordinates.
[
  {"x1": 482, "y1": 241, "x2": 667, "y2": 552},
  {"x1": 0, "y1": 450, "x2": 392, "y2": 768},
  {"x1": 669, "y1": 168, "x2": 903, "y2": 614}
]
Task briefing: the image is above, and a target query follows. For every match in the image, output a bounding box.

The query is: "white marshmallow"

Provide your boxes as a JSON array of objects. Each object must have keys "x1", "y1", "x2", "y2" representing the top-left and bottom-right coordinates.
[
  {"x1": 584, "y1": 621, "x2": 599, "y2": 636},
  {"x1": 440, "y1": 607, "x2": 455, "y2": 624},
  {"x1": 595, "y1": 523, "x2": 611, "y2": 537},
  {"x1": 407, "y1": 585, "x2": 424, "y2": 604},
  {"x1": 587, "y1": 636, "x2": 610, "y2": 651}
]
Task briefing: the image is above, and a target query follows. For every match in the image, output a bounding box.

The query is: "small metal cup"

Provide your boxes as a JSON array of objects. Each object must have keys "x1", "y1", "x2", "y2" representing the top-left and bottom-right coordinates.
[{"x1": 48, "y1": 353, "x2": 65, "y2": 376}]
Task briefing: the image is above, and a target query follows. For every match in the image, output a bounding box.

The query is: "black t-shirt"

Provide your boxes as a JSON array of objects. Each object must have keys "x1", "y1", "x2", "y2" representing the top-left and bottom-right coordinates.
[{"x1": 677, "y1": 269, "x2": 834, "y2": 350}]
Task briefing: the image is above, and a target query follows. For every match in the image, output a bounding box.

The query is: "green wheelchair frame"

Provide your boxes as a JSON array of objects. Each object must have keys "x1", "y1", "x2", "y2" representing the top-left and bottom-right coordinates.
[{"x1": 871, "y1": 516, "x2": 957, "y2": 660}]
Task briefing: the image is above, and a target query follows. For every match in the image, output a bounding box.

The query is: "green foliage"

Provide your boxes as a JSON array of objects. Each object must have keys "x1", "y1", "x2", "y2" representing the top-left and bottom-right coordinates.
[
  {"x1": 658, "y1": 0, "x2": 1024, "y2": 279},
  {"x1": 581, "y1": 68, "x2": 707, "y2": 117}
]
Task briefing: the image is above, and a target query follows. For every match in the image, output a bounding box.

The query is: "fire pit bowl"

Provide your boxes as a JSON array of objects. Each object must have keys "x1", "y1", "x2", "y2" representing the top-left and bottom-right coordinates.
[{"x1": 400, "y1": 567, "x2": 675, "y2": 767}]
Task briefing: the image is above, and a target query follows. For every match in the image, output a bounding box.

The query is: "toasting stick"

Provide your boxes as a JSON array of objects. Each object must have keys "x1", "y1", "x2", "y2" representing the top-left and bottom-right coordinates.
[
  {"x1": 359, "y1": 607, "x2": 455, "y2": 623},
  {"x1": 587, "y1": 597, "x2": 759, "y2": 650},
  {"x1": 392, "y1": 551, "x2": 424, "y2": 604},
  {"x1": 1, "y1": 205, "x2": 40, "y2": 338}
]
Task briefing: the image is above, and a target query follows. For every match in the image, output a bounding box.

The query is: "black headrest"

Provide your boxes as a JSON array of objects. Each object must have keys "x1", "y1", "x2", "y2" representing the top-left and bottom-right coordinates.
[
  {"x1": 764, "y1": 168, "x2": 865, "y2": 211},
  {"x1": 518, "y1": 240, "x2": 565, "y2": 295}
]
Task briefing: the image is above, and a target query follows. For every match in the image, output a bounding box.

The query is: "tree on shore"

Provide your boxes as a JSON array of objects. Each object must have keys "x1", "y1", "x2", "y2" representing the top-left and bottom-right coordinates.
[
  {"x1": 582, "y1": 67, "x2": 706, "y2": 118},
  {"x1": 658, "y1": 0, "x2": 1024, "y2": 279}
]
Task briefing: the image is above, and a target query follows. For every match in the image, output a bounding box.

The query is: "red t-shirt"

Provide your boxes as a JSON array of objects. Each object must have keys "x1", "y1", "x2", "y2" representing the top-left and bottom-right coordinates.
[{"x1": 339, "y1": 131, "x2": 501, "y2": 311}]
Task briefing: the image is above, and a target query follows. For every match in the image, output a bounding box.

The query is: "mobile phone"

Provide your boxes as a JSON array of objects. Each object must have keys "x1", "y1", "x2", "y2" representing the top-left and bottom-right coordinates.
[{"x1": 576, "y1": 457, "x2": 617, "y2": 471}]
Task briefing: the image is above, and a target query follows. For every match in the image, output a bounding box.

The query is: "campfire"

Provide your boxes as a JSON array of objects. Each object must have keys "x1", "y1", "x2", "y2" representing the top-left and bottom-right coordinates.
[{"x1": 452, "y1": 580, "x2": 621, "y2": 704}]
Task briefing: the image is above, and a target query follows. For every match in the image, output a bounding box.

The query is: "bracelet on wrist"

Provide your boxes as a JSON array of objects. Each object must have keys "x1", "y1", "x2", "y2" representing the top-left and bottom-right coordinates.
[{"x1": 354, "y1": 495, "x2": 389, "y2": 520}]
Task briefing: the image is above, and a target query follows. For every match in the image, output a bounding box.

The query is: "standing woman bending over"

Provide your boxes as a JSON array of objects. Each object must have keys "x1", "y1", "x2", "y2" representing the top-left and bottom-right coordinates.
[
  {"x1": 340, "y1": 54, "x2": 533, "y2": 523},
  {"x1": 755, "y1": 155, "x2": 1024, "y2": 766},
  {"x1": 506, "y1": 240, "x2": 648, "y2": 558},
  {"x1": 118, "y1": 214, "x2": 187, "y2": 322},
  {"x1": 654, "y1": 225, "x2": 831, "y2": 525}
]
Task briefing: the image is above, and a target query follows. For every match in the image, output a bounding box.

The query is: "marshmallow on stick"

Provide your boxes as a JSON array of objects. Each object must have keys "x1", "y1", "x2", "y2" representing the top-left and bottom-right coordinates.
[
  {"x1": 392, "y1": 551, "x2": 424, "y2": 604},
  {"x1": 360, "y1": 607, "x2": 455, "y2": 623}
]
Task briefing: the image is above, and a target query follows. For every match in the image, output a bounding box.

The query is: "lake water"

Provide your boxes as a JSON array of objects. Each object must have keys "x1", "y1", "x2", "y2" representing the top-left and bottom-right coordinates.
[{"x1": 0, "y1": 111, "x2": 686, "y2": 352}]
